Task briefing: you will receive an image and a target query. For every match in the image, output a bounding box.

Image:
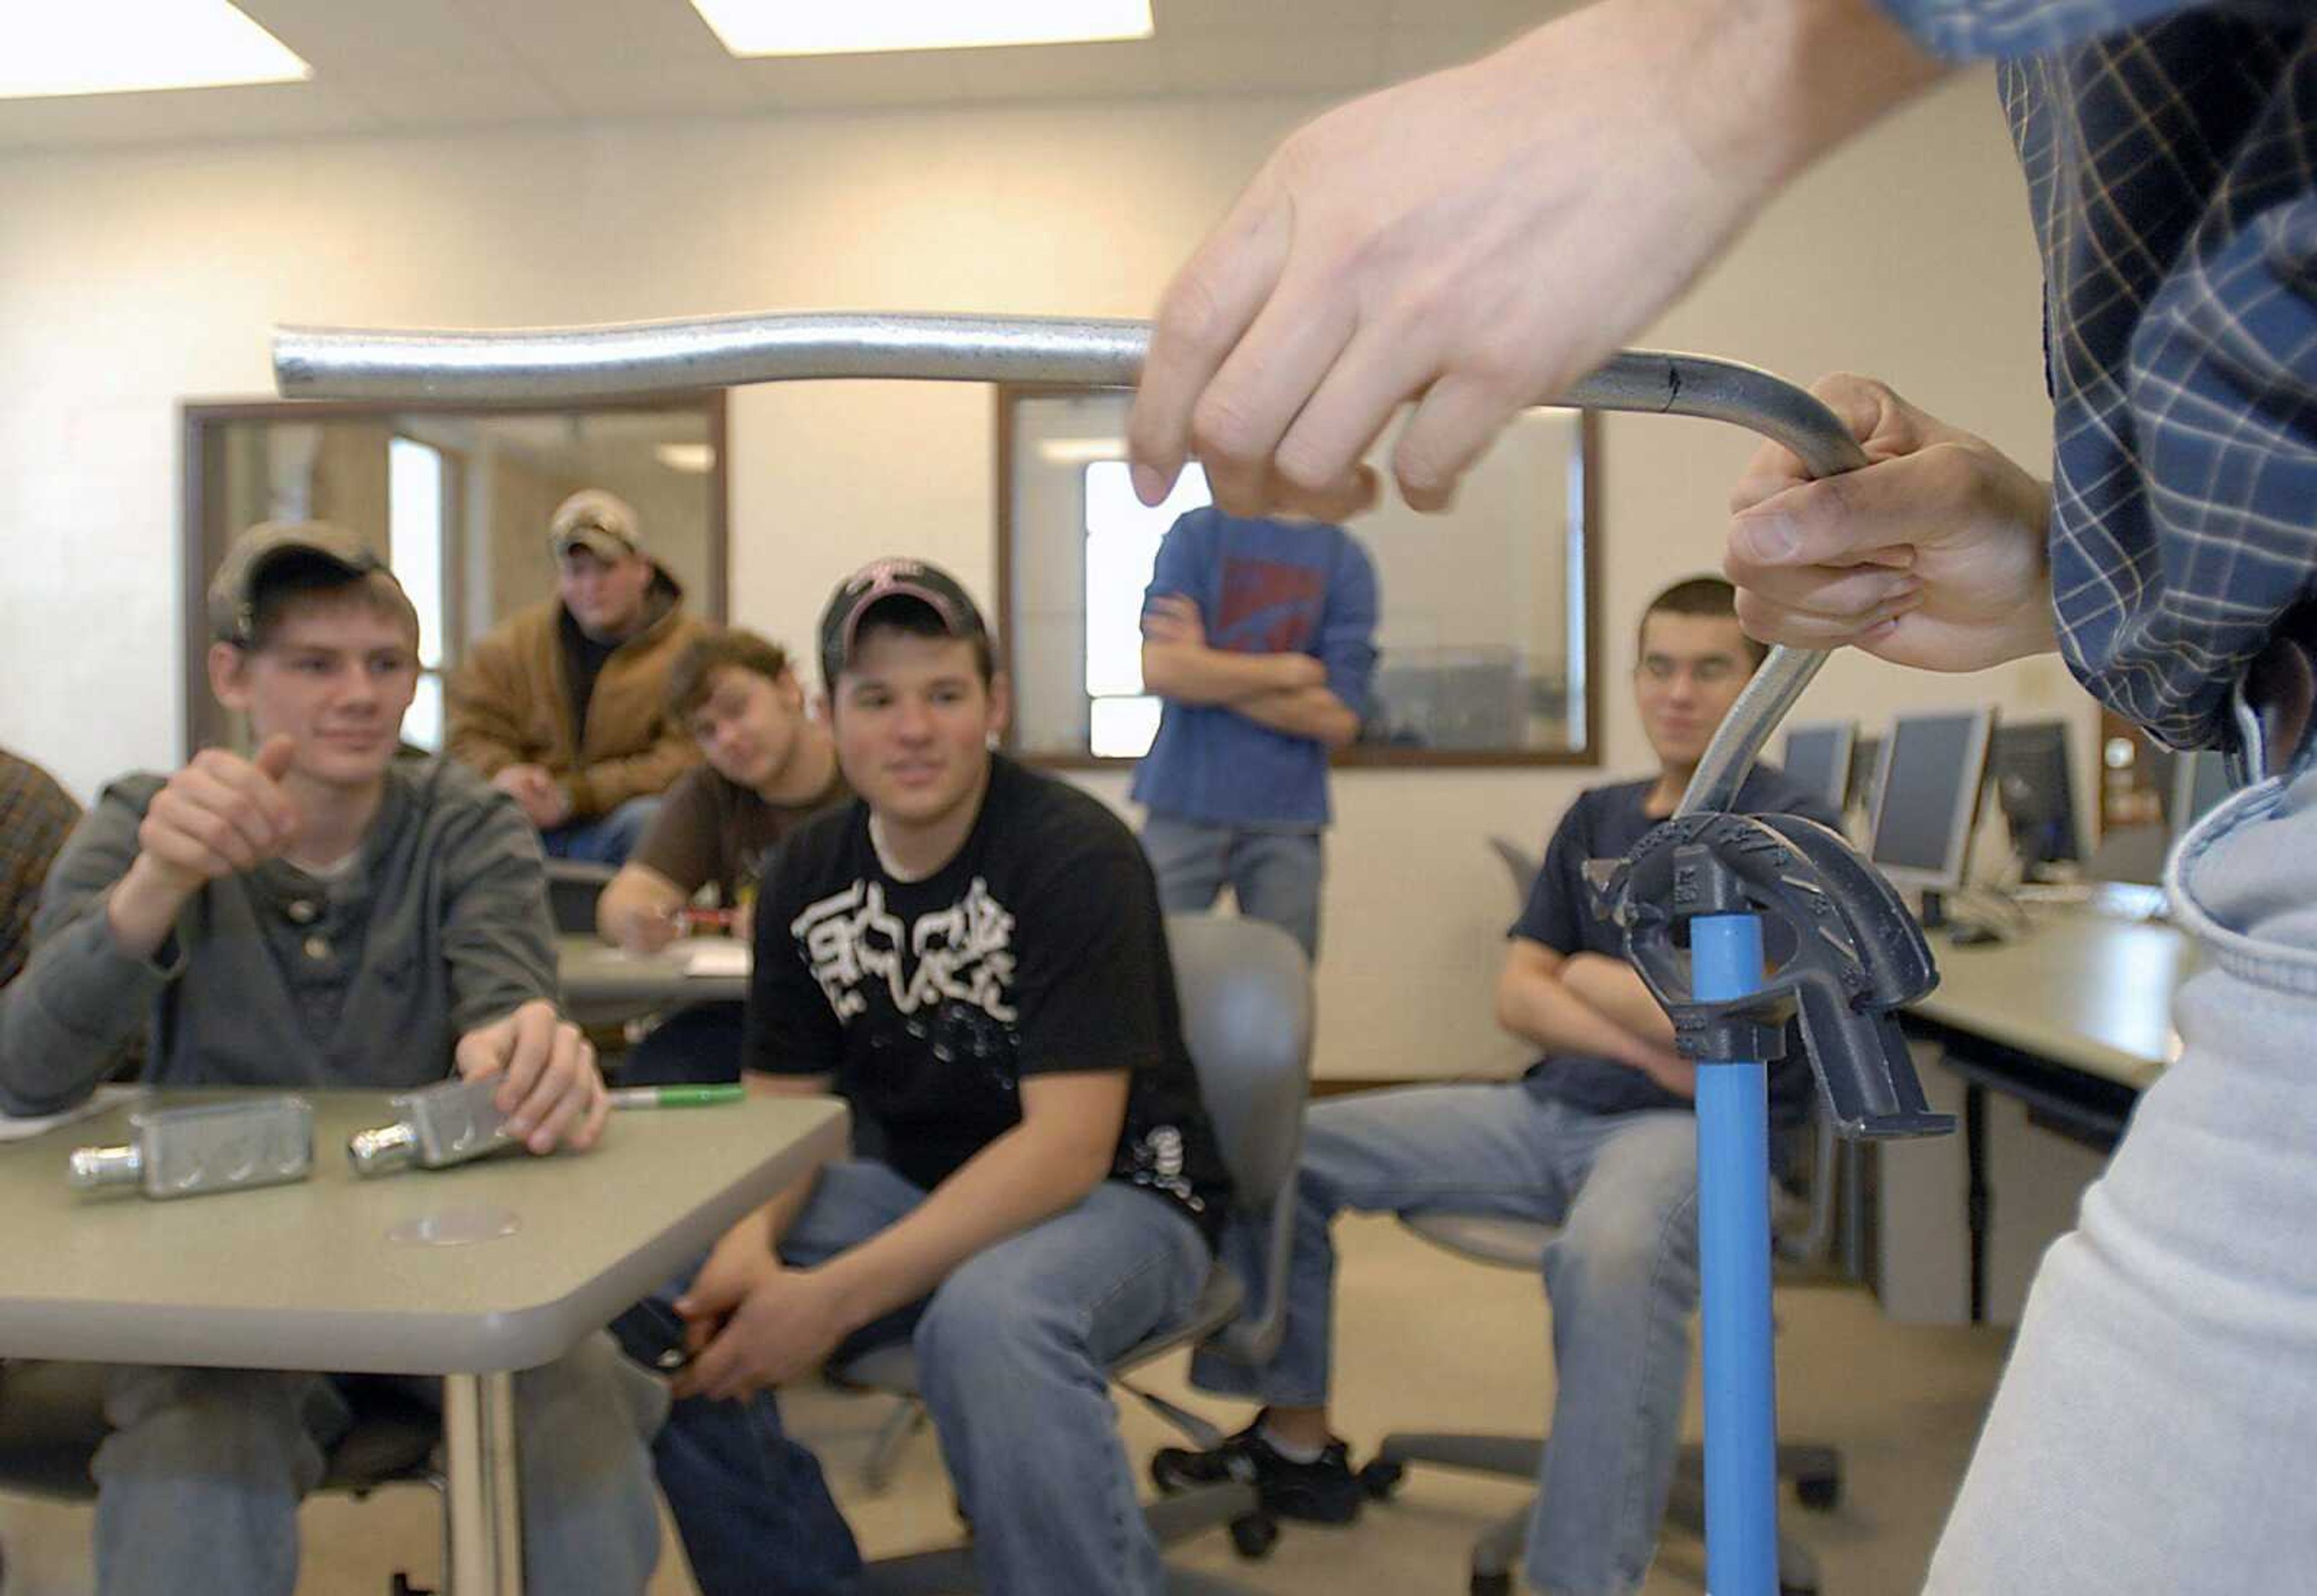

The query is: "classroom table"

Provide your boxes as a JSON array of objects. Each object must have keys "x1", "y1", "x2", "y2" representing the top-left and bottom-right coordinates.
[
  {"x1": 558, "y1": 932, "x2": 751, "y2": 1028},
  {"x1": 0, "y1": 1087, "x2": 845, "y2": 1593},
  {"x1": 1899, "y1": 908, "x2": 2198, "y2": 1320}
]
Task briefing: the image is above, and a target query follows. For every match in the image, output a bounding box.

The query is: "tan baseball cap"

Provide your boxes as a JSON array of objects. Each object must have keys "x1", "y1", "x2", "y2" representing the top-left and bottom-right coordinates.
[
  {"x1": 208, "y1": 521, "x2": 414, "y2": 646},
  {"x1": 549, "y1": 489, "x2": 644, "y2": 562}
]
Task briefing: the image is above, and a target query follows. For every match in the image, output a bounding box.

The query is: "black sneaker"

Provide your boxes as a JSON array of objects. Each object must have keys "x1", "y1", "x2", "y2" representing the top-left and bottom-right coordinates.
[{"x1": 1150, "y1": 1419, "x2": 1365, "y2": 1524}]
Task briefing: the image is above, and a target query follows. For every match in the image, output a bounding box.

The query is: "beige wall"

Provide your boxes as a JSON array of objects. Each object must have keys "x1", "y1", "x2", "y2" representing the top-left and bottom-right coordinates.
[{"x1": 0, "y1": 70, "x2": 2087, "y2": 1079}]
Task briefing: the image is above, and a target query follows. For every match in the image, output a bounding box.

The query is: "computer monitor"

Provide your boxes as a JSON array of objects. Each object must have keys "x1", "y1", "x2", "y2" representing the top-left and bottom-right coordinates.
[
  {"x1": 1781, "y1": 721, "x2": 1854, "y2": 813},
  {"x1": 1988, "y1": 720, "x2": 2082, "y2": 870},
  {"x1": 1867, "y1": 708, "x2": 1997, "y2": 892},
  {"x1": 2170, "y1": 749, "x2": 2234, "y2": 843}
]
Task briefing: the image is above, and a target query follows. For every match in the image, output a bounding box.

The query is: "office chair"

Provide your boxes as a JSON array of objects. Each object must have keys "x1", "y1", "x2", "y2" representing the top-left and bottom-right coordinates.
[
  {"x1": 0, "y1": 1359, "x2": 446, "y2": 1594},
  {"x1": 837, "y1": 914, "x2": 1315, "y2": 1593},
  {"x1": 544, "y1": 859, "x2": 620, "y2": 936},
  {"x1": 1356, "y1": 1113, "x2": 1845, "y2": 1596},
  {"x1": 1487, "y1": 835, "x2": 1542, "y2": 902}
]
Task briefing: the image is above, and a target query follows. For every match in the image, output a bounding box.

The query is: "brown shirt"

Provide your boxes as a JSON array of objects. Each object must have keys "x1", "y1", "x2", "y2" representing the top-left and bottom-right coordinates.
[{"x1": 629, "y1": 761, "x2": 850, "y2": 906}]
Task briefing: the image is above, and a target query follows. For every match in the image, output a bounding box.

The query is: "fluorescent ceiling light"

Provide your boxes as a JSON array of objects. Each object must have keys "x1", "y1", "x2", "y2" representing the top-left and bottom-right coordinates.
[
  {"x1": 655, "y1": 443, "x2": 717, "y2": 474},
  {"x1": 690, "y1": 0, "x2": 1153, "y2": 58},
  {"x1": 0, "y1": 1, "x2": 311, "y2": 101}
]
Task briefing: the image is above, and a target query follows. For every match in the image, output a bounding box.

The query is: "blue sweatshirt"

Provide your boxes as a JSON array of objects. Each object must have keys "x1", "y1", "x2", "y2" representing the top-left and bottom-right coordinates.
[{"x1": 1130, "y1": 509, "x2": 1379, "y2": 828}]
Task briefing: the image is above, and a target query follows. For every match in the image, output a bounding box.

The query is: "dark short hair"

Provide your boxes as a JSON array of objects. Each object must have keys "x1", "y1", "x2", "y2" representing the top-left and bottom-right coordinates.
[
  {"x1": 1638, "y1": 576, "x2": 1767, "y2": 669},
  {"x1": 244, "y1": 553, "x2": 419, "y2": 653},
  {"x1": 844, "y1": 593, "x2": 996, "y2": 686},
  {"x1": 665, "y1": 628, "x2": 795, "y2": 721}
]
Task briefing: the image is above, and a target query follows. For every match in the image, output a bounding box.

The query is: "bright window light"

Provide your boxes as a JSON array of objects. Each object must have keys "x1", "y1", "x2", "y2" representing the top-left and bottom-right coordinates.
[
  {"x1": 1081, "y1": 458, "x2": 1208, "y2": 759},
  {"x1": 388, "y1": 437, "x2": 447, "y2": 671},
  {"x1": 690, "y1": 0, "x2": 1153, "y2": 58},
  {"x1": 1090, "y1": 696, "x2": 1163, "y2": 760},
  {"x1": 0, "y1": 2, "x2": 311, "y2": 101}
]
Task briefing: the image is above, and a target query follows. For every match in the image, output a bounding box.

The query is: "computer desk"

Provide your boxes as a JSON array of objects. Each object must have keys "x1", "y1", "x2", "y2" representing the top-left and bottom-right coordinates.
[
  {"x1": 0, "y1": 1088, "x2": 845, "y2": 1592},
  {"x1": 1898, "y1": 909, "x2": 2198, "y2": 1321}
]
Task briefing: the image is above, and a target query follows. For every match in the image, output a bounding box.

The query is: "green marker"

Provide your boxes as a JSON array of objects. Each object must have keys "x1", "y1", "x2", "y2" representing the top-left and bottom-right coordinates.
[{"x1": 607, "y1": 1085, "x2": 746, "y2": 1110}]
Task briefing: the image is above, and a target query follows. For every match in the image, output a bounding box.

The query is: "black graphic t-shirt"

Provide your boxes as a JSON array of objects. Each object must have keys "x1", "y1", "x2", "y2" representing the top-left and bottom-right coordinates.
[{"x1": 746, "y1": 755, "x2": 1230, "y2": 1241}]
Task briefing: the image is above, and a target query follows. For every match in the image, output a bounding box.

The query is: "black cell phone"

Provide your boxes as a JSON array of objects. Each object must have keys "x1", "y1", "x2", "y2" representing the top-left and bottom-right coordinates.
[{"x1": 608, "y1": 1299, "x2": 693, "y2": 1374}]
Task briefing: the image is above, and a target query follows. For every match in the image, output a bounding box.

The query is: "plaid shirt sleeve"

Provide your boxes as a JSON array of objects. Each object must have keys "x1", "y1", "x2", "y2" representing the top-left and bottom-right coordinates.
[
  {"x1": 0, "y1": 752, "x2": 82, "y2": 990},
  {"x1": 1875, "y1": 2, "x2": 2307, "y2": 58},
  {"x1": 1872, "y1": 5, "x2": 2317, "y2": 749}
]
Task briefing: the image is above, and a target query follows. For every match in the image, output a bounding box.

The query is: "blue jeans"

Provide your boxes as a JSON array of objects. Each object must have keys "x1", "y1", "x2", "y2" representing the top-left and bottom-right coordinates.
[
  {"x1": 543, "y1": 796, "x2": 663, "y2": 866},
  {"x1": 1140, "y1": 813, "x2": 1324, "y2": 958},
  {"x1": 1927, "y1": 748, "x2": 2317, "y2": 1592},
  {"x1": 89, "y1": 1336, "x2": 665, "y2": 1596},
  {"x1": 1190, "y1": 1086, "x2": 1702, "y2": 1596},
  {"x1": 655, "y1": 1159, "x2": 1210, "y2": 1596}
]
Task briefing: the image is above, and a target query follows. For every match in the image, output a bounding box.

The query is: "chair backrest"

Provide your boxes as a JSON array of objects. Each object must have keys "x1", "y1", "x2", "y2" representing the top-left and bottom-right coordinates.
[
  {"x1": 544, "y1": 859, "x2": 619, "y2": 936},
  {"x1": 1486, "y1": 835, "x2": 1542, "y2": 905},
  {"x1": 1165, "y1": 914, "x2": 1314, "y2": 1367}
]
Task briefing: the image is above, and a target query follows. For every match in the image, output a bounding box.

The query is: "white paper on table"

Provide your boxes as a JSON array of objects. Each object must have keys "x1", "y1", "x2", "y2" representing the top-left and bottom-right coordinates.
[
  {"x1": 682, "y1": 941, "x2": 752, "y2": 978},
  {"x1": 0, "y1": 1084, "x2": 145, "y2": 1145}
]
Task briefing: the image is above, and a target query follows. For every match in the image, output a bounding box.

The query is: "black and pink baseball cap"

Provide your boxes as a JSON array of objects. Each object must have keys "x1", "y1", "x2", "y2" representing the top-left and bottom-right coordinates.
[{"x1": 817, "y1": 557, "x2": 991, "y2": 685}]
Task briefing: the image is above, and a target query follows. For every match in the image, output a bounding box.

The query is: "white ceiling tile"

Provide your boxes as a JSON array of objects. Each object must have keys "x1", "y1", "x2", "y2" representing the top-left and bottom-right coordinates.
[
  {"x1": 0, "y1": 84, "x2": 381, "y2": 154},
  {"x1": 1162, "y1": 28, "x2": 1386, "y2": 99},
  {"x1": 946, "y1": 39, "x2": 1169, "y2": 104},
  {"x1": 340, "y1": 72, "x2": 571, "y2": 130},
  {"x1": 530, "y1": 65, "x2": 764, "y2": 119},
  {"x1": 1158, "y1": 0, "x2": 1393, "y2": 33},
  {"x1": 734, "y1": 51, "x2": 973, "y2": 110},
  {"x1": 241, "y1": 0, "x2": 529, "y2": 78},
  {"x1": 471, "y1": 0, "x2": 738, "y2": 72}
]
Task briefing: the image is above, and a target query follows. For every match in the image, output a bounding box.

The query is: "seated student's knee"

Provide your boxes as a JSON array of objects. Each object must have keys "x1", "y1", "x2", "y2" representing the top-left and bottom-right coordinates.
[
  {"x1": 1552, "y1": 1127, "x2": 1702, "y2": 1297},
  {"x1": 518, "y1": 1331, "x2": 669, "y2": 1448},
  {"x1": 96, "y1": 1367, "x2": 332, "y2": 1494},
  {"x1": 913, "y1": 1254, "x2": 1081, "y2": 1391}
]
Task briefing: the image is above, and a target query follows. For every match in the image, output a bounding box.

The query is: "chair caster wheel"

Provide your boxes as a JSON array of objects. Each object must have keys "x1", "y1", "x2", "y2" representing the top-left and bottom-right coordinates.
[
  {"x1": 390, "y1": 1577, "x2": 435, "y2": 1596},
  {"x1": 1228, "y1": 1511, "x2": 1279, "y2": 1560},
  {"x1": 1357, "y1": 1458, "x2": 1403, "y2": 1499},
  {"x1": 1470, "y1": 1572, "x2": 1513, "y2": 1596},
  {"x1": 1150, "y1": 1446, "x2": 1205, "y2": 1495},
  {"x1": 1780, "y1": 1581, "x2": 1820, "y2": 1596},
  {"x1": 1796, "y1": 1473, "x2": 1841, "y2": 1511}
]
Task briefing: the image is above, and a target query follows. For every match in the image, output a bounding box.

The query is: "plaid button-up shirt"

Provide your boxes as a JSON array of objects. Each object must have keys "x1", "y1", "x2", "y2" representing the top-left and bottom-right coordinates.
[
  {"x1": 0, "y1": 751, "x2": 81, "y2": 990},
  {"x1": 1880, "y1": 1, "x2": 2317, "y2": 749}
]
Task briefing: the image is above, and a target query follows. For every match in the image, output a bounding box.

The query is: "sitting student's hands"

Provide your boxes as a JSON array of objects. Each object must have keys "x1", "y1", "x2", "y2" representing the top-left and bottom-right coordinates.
[
  {"x1": 1723, "y1": 373, "x2": 2057, "y2": 672},
  {"x1": 492, "y1": 763, "x2": 574, "y2": 829},
  {"x1": 456, "y1": 999, "x2": 609, "y2": 1154},
  {"x1": 1633, "y1": 1047, "x2": 1697, "y2": 1100},
  {"x1": 672, "y1": 1239, "x2": 850, "y2": 1402},
  {"x1": 135, "y1": 734, "x2": 302, "y2": 891},
  {"x1": 603, "y1": 894, "x2": 681, "y2": 956}
]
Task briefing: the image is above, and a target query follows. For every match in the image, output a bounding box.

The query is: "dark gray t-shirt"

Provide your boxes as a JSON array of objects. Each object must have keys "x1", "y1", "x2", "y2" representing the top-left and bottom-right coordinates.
[
  {"x1": 0, "y1": 757, "x2": 555, "y2": 1116},
  {"x1": 1513, "y1": 765, "x2": 1843, "y2": 1127}
]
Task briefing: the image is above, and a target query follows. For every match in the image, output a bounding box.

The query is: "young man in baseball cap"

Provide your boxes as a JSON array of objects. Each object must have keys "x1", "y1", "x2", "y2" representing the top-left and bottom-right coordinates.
[
  {"x1": 0, "y1": 521, "x2": 663, "y2": 1595},
  {"x1": 448, "y1": 487, "x2": 708, "y2": 863},
  {"x1": 652, "y1": 556, "x2": 1232, "y2": 1596}
]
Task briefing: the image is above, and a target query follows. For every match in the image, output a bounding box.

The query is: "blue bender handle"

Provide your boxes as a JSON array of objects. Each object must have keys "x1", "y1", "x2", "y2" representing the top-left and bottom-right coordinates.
[{"x1": 1692, "y1": 912, "x2": 1779, "y2": 1596}]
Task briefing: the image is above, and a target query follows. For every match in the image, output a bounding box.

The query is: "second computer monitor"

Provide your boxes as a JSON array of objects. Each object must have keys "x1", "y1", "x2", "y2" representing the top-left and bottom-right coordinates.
[
  {"x1": 1988, "y1": 719, "x2": 2082, "y2": 870},
  {"x1": 1868, "y1": 708, "x2": 1997, "y2": 892},
  {"x1": 1781, "y1": 721, "x2": 1855, "y2": 814}
]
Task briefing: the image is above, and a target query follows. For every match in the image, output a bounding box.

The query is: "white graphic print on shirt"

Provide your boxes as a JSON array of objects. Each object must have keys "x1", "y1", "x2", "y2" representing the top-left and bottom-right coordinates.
[
  {"x1": 793, "y1": 876, "x2": 1018, "y2": 1024},
  {"x1": 789, "y1": 870, "x2": 1200, "y2": 1211}
]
